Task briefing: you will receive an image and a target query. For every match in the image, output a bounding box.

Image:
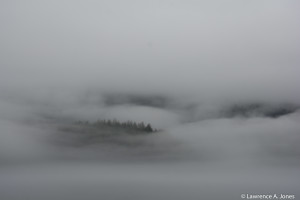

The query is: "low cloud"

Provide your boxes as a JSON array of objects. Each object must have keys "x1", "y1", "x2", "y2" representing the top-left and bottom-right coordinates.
[{"x1": 1, "y1": 1, "x2": 300, "y2": 199}]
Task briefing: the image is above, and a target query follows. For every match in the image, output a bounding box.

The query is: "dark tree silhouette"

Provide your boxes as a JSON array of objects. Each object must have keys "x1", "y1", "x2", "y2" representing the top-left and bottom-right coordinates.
[{"x1": 75, "y1": 119, "x2": 158, "y2": 133}]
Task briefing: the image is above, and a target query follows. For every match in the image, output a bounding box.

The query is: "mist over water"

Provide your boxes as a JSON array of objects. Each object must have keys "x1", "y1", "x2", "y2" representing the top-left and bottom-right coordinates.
[{"x1": 1, "y1": 1, "x2": 300, "y2": 200}]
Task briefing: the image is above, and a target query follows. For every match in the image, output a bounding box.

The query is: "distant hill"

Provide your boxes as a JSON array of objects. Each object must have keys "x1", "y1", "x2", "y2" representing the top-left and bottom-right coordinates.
[
  {"x1": 54, "y1": 119, "x2": 159, "y2": 147},
  {"x1": 222, "y1": 103, "x2": 298, "y2": 118}
]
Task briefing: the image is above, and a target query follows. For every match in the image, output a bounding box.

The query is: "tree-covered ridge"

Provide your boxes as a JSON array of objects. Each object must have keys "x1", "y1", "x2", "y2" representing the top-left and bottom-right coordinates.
[
  {"x1": 223, "y1": 103, "x2": 298, "y2": 118},
  {"x1": 75, "y1": 119, "x2": 158, "y2": 133}
]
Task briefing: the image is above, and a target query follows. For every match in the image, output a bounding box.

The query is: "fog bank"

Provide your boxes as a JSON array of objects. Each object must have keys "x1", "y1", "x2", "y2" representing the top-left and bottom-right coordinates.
[{"x1": 1, "y1": 1, "x2": 300, "y2": 199}]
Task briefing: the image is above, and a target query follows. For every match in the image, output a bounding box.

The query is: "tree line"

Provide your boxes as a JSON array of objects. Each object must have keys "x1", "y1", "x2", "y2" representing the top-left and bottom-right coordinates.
[{"x1": 75, "y1": 119, "x2": 157, "y2": 133}]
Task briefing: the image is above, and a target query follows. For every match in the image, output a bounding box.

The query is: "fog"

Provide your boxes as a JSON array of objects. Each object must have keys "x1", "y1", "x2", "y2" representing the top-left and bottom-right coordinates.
[{"x1": 1, "y1": 1, "x2": 300, "y2": 200}]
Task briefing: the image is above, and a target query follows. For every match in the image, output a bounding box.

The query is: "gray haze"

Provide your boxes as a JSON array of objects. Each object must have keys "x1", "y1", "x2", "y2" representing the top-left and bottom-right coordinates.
[{"x1": 1, "y1": 1, "x2": 300, "y2": 200}]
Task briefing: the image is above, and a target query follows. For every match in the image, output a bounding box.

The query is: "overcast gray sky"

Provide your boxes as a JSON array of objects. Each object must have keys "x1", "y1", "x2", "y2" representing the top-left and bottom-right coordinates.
[{"x1": 1, "y1": 0, "x2": 300, "y2": 103}]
